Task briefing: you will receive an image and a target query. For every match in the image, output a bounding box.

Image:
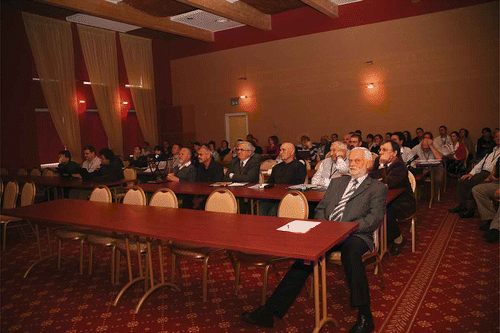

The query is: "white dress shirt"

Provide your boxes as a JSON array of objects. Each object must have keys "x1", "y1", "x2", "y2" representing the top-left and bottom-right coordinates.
[
  {"x1": 311, "y1": 157, "x2": 349, "y2": 187},
  {"x1": 82, "y1": 156, "x2": 101, "y2": 173},
  {"x1": 470, "y1": 146, "x2": 499, "y2": 175},
  {"x1": 433, "y1": 135, "x2": 452, "y2": 155}
]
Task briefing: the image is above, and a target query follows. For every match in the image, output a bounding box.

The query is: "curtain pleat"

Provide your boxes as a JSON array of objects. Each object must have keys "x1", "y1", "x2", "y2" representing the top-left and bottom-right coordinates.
[
  {"x1": 22, "y1": 13, "x2": 83, "y2": 163},
  {"x1": 119, "y1": 34, "x2": 158, "y2": 146},
  {"x1": 78, "y1": 25, "x2": 123, "y2": 156}
]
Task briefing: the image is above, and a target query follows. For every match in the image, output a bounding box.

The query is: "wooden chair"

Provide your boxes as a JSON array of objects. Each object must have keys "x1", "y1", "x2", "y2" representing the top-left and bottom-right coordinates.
[
  {"x1": 169, "y1": 189, "x2": 237, "y2": 301},
  {"x1": 17, "y1": 168, "x2": 27, "y2": 175},
  {"x1": 233, "y1": 191, "x2": 309, "y2": 305},
  {"x1": 1, "y1": 181, "x2": 35, "y2": 251},
  {"x1": 133, "y1": 188, "x2": 180, "y2": 313},
  {"x1": 42, "y1": 169, "x2": 55, "y2": 177},
  {"x1": 0, "y1": 181, "x2": 4, "y2": 206},
  {"x1": 55, "y1": 186, "x2": 112, "y2": 275},
  {"x1": 87, "y1": 186, "x2": 146, "y2": 285},
  {"x1": 315, "y1": 159, "x2": 323, "y2": 171},
  {"x1": 115, "y1": 168, "x2": 138, "y2": 202},
  {"x1": 30, "y1": 168, "x2": 41, "y2": 176}
]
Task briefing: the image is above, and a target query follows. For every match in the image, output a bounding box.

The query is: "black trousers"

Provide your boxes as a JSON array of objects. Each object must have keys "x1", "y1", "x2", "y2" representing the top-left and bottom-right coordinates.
[
  {"x1": 386, "y1": 204, "x2": 399, "y2": 243},
  {"x1": 264, "y1": 235, "x2": 370, "y2": 318},
  {"x1": 456, "y1": 171, "x2": 490, "y2": 206}
]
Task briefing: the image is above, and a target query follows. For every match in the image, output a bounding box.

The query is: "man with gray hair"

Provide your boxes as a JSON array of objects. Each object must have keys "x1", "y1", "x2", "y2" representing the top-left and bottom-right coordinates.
[
  {"x1": 242, "y1": 147, "x2": 387, "y2": 332},
  {"x1": 311, "y1": 141, "x2": 349, "y2": 187},
  {"x1": 166, "y1": 148, "x2": 196, "y2": 182},
  {"x1": 225, "y1": 140, "x2": 260, "y2": 183}
]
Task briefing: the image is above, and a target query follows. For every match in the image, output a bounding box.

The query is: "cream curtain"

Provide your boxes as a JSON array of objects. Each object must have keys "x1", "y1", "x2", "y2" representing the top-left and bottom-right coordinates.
[
  {"x1": 78, "y1": 25, "x2": 123, "y2": 156},
  {"x1": 119, "y1": 34, "x2": 158, "y2": 146},
  {"x1": 22, "y1": 13, "x2": 83, "y2": 163}
]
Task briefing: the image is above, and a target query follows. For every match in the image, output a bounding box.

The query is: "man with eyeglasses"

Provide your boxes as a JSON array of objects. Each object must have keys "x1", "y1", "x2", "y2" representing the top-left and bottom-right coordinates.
[
  {"x1": 225, "y1": 141, "x2": 260, "y2": 183},
  {"x1": 242, "y1": 147, "x2": 387, "y2": 333},
  {"x1": 371, "y1": 140, "x2": 416, "y2": 255}
]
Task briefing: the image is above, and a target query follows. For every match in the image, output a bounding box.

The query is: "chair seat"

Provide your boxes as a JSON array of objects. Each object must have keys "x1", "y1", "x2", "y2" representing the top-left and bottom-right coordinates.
[
  {"x1": 328, "y1": 249, "x2": 373, "y2": 263},
  {"x1": 0, "y1": 215, "x2": 22, "y2": 223},
  {"x1": 232, "y1": 251, "x2": 283, "y2": 265},
  {"x1": 86, "y1": 234, "x2": 118, "y2": 247},
  {"x1": 170, "y1": 242, "x2": 215, "y2": 258},
  {"x1": 55, "y1": 229, "x2": 87, "y2": 240},
  {"x1": 115, "y1": 239, "x2": 148, "y2": 253}
]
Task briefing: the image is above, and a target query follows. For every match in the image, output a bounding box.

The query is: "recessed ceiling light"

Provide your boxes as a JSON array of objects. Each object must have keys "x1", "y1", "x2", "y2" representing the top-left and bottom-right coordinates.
[{"x1": 216, "y1": 18, "x2": 228, "y2": 23}]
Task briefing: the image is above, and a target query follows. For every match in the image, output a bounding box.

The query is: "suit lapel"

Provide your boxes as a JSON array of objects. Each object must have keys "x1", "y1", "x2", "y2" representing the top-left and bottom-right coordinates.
[
  {"x1": 331, "y1": 176, "x2": 351, "y2": 208},
  {"x1": 348, "y1": 176, "x2": 372, "y2": 202}
]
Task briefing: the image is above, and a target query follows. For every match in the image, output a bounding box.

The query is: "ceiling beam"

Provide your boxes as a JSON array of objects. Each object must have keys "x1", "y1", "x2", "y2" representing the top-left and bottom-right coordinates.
[
  {"x1": 36, "y1": 0, "x2": 214, "y2": 42},
  {"x1": 176, "y1": 0, "x2": 271, "y2": 30},
  {"x1": 300, "y1": 0, "x2": 339, "y2": 18}
]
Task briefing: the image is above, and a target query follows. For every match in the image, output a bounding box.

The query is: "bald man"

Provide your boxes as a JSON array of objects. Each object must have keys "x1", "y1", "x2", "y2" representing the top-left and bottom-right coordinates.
[
  {"x1": 259, "y1": 143, "x2": 307, "y2": 216},
  {"x1": 412, "y1": 138, "x2": 444, "y2": 195}
]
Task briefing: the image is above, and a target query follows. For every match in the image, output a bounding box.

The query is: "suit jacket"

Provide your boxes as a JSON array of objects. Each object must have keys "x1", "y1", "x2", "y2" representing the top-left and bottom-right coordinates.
[
  {"x1": 370, "y1": 157, "x2": 416, "y2": 220},
  {"x1": 225, "y1": 154, "x2": 260, "y2": 183},
  {"x1": 315, "y1": 175, "x2": 387, "y2": 249},
  {"x1": 175, "y1": 163, "x2": 196, "y2": 182}
]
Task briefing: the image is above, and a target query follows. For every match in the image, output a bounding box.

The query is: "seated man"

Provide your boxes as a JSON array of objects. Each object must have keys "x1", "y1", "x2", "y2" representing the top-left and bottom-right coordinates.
[
  {"x1": 411, "y1": 138, "x2": 444, "y2": 194},
  {"x1": 225, "y1": 141, "x2": 260, "y2": 183},
  {"x1": 311, "y1": 141, "x2": 349, "y2": 188},
  {"x1": 472, "y1": 164, "x2": 499, "y2": 243},
  {"x1": 242, "y1": 148, "x2": 387, "y2": 332},
  {"x1": 259, "y1": 143, "x2": 307, "y2": 216},
  {"x1": 57, "y1": 150, "x2": 80, "y2": 178},
  {"x1": 317, "y1": 135, "x2": 331, "y2": 159},
  {"x1": 166, "y1": 148, "x2": 196, "y2": 182},
  {"x1": 349, "y1": 134, "x2": 363, "y2": 151},
  {"x1": 193, "y1": 145, "x2": 224, "y2": 209},
  {"x1": 391, "y1": 132, "x2": 414, "y2": 164},
  {"x1": 371, "y1": 140, "x2": 416, "y2": 255},
  {"x1": 433, "y1": 125, "x2": 452, "y2": 156},
  {"x1": 129, "y1": 145, "x2": 148, "y2": 168},
  {"x1": 450, "y1": 131, "x2": 500, "y2": 217},
  {"x1": 92, "y1": 148, "x2": 124, "y2": 182},
  {"x1": 81, "y1": 145, "x2": 101, "y2": 174},
  {"x1": 296, "y1": 136, "x2": 318, "y2": 163}
]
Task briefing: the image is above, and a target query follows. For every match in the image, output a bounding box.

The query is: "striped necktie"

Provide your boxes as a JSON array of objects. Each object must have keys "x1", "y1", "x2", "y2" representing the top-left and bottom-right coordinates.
[{"x1": 329, "y1": 178, "x2": 359, "y2": 222}]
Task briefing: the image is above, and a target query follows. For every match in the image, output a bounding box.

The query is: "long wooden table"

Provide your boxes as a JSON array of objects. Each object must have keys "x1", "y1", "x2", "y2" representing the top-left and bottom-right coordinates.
[
  {"x1": 2, "y1": 175, "x2": 134, "y2": 189},
  {"x1": 4, "y1": 199, "x2": 358, "y2": 332}
]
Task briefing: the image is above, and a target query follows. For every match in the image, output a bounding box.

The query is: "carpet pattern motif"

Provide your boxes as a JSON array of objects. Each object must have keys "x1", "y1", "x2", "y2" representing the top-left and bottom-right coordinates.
[{"x1": 1, "y1": 187, "x2": 498, "y2": 332}]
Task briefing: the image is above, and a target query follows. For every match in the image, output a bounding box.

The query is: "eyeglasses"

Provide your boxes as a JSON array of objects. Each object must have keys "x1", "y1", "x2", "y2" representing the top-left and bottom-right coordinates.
[{"x1": 235, "y1": 148, "x2": 249, "y2": 152}]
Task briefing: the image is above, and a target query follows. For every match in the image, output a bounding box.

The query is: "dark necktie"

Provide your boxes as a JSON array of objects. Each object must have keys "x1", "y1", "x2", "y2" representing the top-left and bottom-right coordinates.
[
  {"x1": 329, "y1": 178, "x2": 359, "y2": 222},
  {"x1": 239, "y1": 161, "x2": 244, "y2": 173}
]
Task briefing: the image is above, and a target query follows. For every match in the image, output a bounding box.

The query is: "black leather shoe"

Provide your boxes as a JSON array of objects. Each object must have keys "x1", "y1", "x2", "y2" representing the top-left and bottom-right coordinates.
[
  {"x1": 349, "y1": 313, "x2": 375, "y2": 333},
  {"x1": 241, "y1": 306, "x2": 274, "y2": 328},
  {"x1": 449, "y1": 205, "x2": 467, "y2": 213},
  {"x1": 390, "y1": 237, "x2": 406, "y2": 256},
  {"x1": 459, "y1": 209, "x2": 475, "y2": 218},
  {"x1": 484, "y1": 229, "x2": 499, "y2": 243},
  {"x1": 479, "y1": 220, "x2": 492, "y2": 231}
]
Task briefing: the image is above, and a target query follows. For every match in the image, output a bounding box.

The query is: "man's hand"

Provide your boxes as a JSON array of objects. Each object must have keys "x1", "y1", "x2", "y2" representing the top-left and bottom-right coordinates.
[
  {"x1": 495, "y1": 188, "x2": 500, "y2": 201},
  {"x1": 167, "y1": 173, "x2": 179, "y2": 182},
  {"x1": 336, "y1": 149, "x2": 347, "y2": 159},
  {"x1": 460, "y1": 173, "x2": 474, "y2": 180},
  {"x1": 485, "y1": 174, "x2": 499, "y2": 183}
]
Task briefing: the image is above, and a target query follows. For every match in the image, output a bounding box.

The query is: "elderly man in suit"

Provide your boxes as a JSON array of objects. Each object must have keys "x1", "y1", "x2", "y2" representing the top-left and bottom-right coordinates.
[
  {"x1": 371, "y1": 140, "x2": 416, "y2": 255},
  {"x1": 242, "y1": 147, "x2": 387, "y2": 333},
  {"x1": 166, "y1": 148, "x2": 196, "y2": 182},
  {"x1": 225, "y1": 140, "x2": 260, "y2": 183}
]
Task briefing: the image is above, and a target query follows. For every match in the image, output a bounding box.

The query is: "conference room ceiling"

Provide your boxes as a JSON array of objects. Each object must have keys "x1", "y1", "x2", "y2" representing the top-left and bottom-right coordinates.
[{"x1": 9, "y1": 0, "x2": 358, "y2": 42}]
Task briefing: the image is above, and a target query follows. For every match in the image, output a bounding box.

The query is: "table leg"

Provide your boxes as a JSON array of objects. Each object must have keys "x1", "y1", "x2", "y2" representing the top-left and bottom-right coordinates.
[
  {"x1": 113, "y1": 238, "x2": 145, "y2": 306},
  {"x1": 379, "y1": 213, "x2": 389, "y2": 261},
  {"x1": 134, "y1": 241, "x2": 179, "y2": 313},
  {"x1": 312, "y1": 256, "x2": 338, "y2": 333},
  {"x1": 24, "y1": 223, "x2": 56, "y2": 278}
]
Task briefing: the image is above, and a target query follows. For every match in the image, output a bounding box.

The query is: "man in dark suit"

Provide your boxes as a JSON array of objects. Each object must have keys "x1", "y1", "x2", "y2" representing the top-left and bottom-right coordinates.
[
  {"x1": 242, "y1": 147, "x2": 387, "y2": 333},
  {"x1": 371, "y1": 140, "x2": 416, "y2": 255},
  {"x1": 167, "y1": 148, "x2": 196, "y2": 182},
  {"x1": 225, "y1": 141, "x2": 260, "y2": 183}
]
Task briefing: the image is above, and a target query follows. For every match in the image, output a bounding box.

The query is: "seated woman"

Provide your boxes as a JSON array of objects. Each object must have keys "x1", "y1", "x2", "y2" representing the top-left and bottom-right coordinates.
[
  {"x1": 264, "y1": 135, "x2": 280, "y2": 158},
  {"x1": 217, "y1": 140, "x2": 231, "y2": 160},
  {"x1": 129, "y1": 145, "x2": 148, "y2": 168},
  {"x1": 444, "y1": 131, "x2": 467, "y2": 176}
]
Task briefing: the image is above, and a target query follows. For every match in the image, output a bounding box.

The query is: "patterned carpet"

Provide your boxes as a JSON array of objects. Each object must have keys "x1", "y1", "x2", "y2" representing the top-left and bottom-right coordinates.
[{"x1": 1, "y1": 183, "x2": 499, "y2": 333}]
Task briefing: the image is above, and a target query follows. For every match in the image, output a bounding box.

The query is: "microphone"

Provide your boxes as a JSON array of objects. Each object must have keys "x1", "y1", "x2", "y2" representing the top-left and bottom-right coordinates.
[{"x1": 406, "y1": 155, "x2": 419, "y2": 167}]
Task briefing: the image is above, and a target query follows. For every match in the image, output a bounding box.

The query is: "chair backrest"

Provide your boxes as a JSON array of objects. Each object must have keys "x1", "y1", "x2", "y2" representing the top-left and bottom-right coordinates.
[
  {"x1": 371, "y1": 152, "x2": 379, "y2": 160},
  {"x1": 0, "y1": 168, "x2": 8, "y2": 176},
  {"x1": 205, "y1": 189, "x2": 238, "y2": 214},
  {"x1": 42, "y1": 169, "x2": 56, "y2": 177},
  {"x1": 149, "y1": 188, "x2": 178, "y2": 208},
  {"x1": 89, "y1": 186, "x2": 112, "y2": 203},
  {"x1": 123, "y1": 186, "x2": 147, "y2": 206},
  {"x1": 260, "y1": 159, "x2": 277, "y2": 171},
  {"x1": 258, "y1": 172, "x2": 265, "y2": 184},
  {"x1": 315, "y1": 159, "x2": 323, "y2": 171},
  {"x1": 3, "y1": 181, "x2": 19, "y2": 210},
  {"x1": 17, "y1": 168, "x2": 27, "y2": 175},
  {"x1": 122, "y1": 160, "x2": 130, "y2": 168},
  {"x1": 0, "y1": 181, "x2": 3, "y2": 201},
  {"x1": 20, "y1": 181, "x2": 36, "y2": 207},
  {"x1": 123, "y1": 167, "x2": 137, "y2": 180},
  {"x1": 30, "y1": 168, "x2": 41, "y2": 176},
  {"x1": 278, "y1": 191, "x2": 309, "y2": 219},
  {"x1": 408, "y1": 171, "x2": 416, "y2": 193},
  {"x1": 304, "y1": 160, "x2": 311, "y2": 170},
  {"x1": 325, "y1": 151, "x2": 331, "y2": 159}
]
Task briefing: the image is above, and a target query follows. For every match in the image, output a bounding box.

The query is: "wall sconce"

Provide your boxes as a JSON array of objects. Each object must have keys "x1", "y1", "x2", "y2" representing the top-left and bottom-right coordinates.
[
  {"x1": 79, "y1": 100, "x2": 86, "y2": 104},
  {"x1": 83, "y1": 81, "x2": 92, "y2": 85},
  {"x1": 240, "y1": 95, "x2": 247, "y2": 99},
  {"x1": 367, "y1": 83, "x2": 374, "y2": 89},
  {"x1": 122, "y1": 101, "x2": 128, "y2": 105}
]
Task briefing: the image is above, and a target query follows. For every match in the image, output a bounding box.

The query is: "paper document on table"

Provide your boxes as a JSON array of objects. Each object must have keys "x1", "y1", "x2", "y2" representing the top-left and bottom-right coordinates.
[
  {"x1": 277, "y1": 220, "x2": 321, "y2": 234},
  {"x1": 227, "y1": 182, "x2": 248, "y2": 187}
]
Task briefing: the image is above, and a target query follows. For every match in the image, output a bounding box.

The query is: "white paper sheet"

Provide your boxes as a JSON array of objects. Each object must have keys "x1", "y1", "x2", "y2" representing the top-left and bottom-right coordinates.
[{"x1": 277, "y1": 220, "x2": 321, "y2": 234}]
